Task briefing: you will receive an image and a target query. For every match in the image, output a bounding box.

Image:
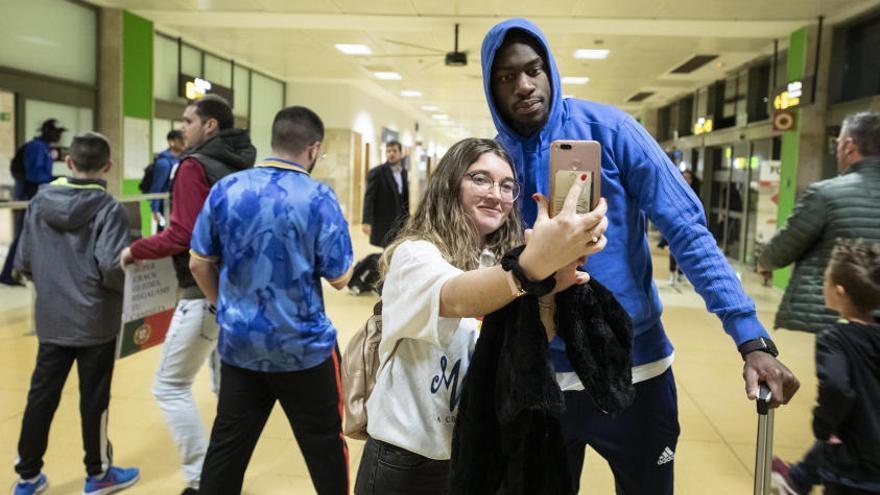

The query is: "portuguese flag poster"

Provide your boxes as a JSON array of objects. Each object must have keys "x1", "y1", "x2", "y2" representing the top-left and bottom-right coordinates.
[
  {"x1": 117, "y1": 258, "x2": 179, "y2": 359},
  {"x1": 118, "y1": 307, "x2": 175, "y2": 358}
]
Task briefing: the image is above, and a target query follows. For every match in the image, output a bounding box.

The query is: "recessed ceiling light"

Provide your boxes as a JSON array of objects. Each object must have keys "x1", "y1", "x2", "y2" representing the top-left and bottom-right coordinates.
[
  {"x1": 574, "y1": 49, "x2": 609, "y2": 60},
  {"x1": 421, "y1": 105, "x2": 439, "y2": 111},
  {"x1": 401, "y1": 90, "x2": 422, "y2": 97},
  {"x1": 335, "y1": 44, "x2": 372, "y2": 55},
  {"x1": 432, "y1": 114, "x2": 449, "y2": 120},
  {"x1": 374, "y1": 71, "x2": 402, "y2": 80},
  {"x1": 562, "y1": 76, "x2": 590, "y2": 85}
]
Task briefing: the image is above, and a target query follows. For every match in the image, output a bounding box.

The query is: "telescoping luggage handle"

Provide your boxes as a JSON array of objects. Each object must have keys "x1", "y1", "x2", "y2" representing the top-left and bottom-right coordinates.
[{"x1": 753, "y1": 384, "x2": 774, "y2": 495}]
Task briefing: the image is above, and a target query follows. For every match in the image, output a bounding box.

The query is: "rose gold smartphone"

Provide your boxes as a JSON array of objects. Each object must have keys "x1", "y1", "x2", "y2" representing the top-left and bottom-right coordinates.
[{"x1": 549, "y1": 140, "x2": 601, "y2": 216}]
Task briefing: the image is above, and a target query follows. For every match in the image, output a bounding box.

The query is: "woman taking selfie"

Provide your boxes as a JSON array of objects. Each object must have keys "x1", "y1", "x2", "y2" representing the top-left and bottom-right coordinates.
[{"x1": 354, "y1": 137, "x2": 607, "y2": 495}]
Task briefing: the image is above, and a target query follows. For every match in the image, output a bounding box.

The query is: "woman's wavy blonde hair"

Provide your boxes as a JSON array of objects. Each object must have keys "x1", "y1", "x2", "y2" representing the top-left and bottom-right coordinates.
[{"x1": 381, "y1": 138, "x2": 523, "y2": 275}]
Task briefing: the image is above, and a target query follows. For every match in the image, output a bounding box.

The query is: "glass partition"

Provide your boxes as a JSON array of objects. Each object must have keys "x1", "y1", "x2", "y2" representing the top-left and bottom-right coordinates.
[
  {"x1": 153, "y1": 35, "x2": 179, "y2": 101},
  {"x1": 24, "y1": 99, "x2": 94, "y2": 177},
  {"x1": 204, "y1": 55, "x2": 232, "y2": 87},
  {"x1": 0, "y1": 0, "x2": 96, "y2": 85},
  {"x1": 233, "y1": 65, "x2": 250, "y2": 117},
  {"x1": 250, "y1": 73, "x2": 284, "y2": 159}
]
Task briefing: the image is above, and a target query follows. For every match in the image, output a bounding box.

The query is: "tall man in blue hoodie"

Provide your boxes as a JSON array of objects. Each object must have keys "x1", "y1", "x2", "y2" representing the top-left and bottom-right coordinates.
[{"x1": 481, "y1": 19, "x2": 801, "y2": 494}]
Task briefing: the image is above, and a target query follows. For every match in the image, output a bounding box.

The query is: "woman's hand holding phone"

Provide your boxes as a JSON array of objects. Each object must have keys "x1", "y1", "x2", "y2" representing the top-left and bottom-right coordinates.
[{"x1": 519, "y1": 173, "x2": 608, "y2": 283}]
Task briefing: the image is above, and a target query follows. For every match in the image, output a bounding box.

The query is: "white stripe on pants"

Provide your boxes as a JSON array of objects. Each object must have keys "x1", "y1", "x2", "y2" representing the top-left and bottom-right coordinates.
[{"x1": 152, "y1": 298, "x2": 221, "y2": 489}]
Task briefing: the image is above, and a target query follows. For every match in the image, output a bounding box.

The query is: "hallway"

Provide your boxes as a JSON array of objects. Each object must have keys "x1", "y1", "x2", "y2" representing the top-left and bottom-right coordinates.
[{"x1": 0, "y1": 228, "x2": 819, "y2": 494}]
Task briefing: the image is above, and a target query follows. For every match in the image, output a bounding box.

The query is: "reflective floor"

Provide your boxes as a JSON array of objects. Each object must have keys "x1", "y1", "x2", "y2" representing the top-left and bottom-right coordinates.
[{"x1": 0, "y1": 228, "x2": 820, "y2": 494}]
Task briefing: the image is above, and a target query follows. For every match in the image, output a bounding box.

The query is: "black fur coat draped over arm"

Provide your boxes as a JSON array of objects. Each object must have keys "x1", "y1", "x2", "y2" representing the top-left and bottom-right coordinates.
[{"x1": 449, "y1": 278, "x2": 635, "y2": 495}]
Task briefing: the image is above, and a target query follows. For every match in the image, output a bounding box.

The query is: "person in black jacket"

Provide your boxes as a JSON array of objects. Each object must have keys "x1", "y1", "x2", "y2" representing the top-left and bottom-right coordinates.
[
  {"x1": 759, "y1": 112, "x2": 880, "y2": 333},
  {"x1": 362, "y1": 140, "x2": 409, "y2": 248},
  {"x1": 773, "y1": 239, "x2": 880, "y2": 495}
]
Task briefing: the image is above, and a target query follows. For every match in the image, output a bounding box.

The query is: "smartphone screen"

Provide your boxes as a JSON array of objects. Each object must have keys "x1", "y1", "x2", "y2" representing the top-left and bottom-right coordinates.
[
  {"x1": 553, "y1": 169, "x2": 592, "y2": 215},
  {"x1": 549, "y1": 140, "x2": 601, "y2": 217}
]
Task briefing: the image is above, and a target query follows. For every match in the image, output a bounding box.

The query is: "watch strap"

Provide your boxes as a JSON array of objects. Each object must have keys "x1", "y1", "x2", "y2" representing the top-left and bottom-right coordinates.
[{"x1": 738, "y1": 337, "x2": 779, "y2": 360}]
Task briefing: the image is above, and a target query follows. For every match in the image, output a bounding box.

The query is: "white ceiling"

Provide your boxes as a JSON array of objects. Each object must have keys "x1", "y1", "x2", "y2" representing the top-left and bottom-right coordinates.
[{"x1": 93, "y1": 0, "x2": 880, "y2": 136}]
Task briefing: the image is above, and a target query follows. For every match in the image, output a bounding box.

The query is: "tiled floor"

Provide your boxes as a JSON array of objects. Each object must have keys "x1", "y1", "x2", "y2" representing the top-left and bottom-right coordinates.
[{"x1": 0, "y1": 228, "x2": 821, "y2": 494}]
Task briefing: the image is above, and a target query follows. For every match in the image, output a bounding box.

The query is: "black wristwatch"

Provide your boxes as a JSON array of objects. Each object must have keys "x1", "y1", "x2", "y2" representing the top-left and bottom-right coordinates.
[
  {"x1": 738, "y1": 337, "x2": 779, "y2": 360},
  {"x1": 501, "y1": 246, "x2": 556, "y2": 297}
]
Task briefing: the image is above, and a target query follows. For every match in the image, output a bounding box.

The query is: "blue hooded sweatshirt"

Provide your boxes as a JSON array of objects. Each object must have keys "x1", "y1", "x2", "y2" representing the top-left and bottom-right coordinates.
[
  {"x1": 481, "y1": 19, "x2": 768, "y2": 371},
  {"x1": 150, "y1": 148, "x2": 179, "y2": 213}
]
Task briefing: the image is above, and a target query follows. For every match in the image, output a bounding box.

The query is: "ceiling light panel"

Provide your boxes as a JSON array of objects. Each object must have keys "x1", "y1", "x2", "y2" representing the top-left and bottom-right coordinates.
[
  {"x1": 374, "y1": 71, "x2": 402, "y2": 80},
  {"x1": 574, "y1": 49, "x2": 609, "y2": 60},
  {"x1": 335, "y1": 44, "x2": 372, "y2": 55},
  {"x1": 401, "y1": 90, "x2": 422, "y2": 97},
  {"x1": 562, "y1": 76, "x2": 590, "y2": 85},
  {"x1": 420, "y1": 105, "x2": 439, "y2": 111}
]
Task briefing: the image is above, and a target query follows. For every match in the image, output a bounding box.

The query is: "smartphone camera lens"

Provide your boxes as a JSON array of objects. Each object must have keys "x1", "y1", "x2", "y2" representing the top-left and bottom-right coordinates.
[{"x1": 560, "y1": 144, "x2": 572, "y2": 150}]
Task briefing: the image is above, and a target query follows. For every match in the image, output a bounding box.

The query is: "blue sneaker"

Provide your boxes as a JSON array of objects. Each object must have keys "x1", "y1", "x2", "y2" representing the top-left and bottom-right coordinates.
[
  {"x1": 82, "y1": 466, "x2": 139, "y2": 495},
  {"x1": 12, "y1": 473, "x2": 48, "y2": 495}
]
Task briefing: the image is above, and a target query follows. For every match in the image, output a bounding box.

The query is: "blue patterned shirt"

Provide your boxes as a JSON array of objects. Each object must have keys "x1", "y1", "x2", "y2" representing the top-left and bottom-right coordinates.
[{"x1": 191, "y1": 158, "x2": 353, "y2": 372}]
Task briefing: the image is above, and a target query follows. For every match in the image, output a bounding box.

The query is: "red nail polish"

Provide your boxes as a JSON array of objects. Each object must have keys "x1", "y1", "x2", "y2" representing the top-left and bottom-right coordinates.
[{"x1": 580, "y1": 173, "x2": 587, "y2": 181}]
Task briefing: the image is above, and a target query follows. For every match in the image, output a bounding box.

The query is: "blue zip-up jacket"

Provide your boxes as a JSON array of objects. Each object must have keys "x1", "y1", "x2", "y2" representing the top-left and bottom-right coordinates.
[
  {"x1": 150, "y1": 149, "x2": 178, "y2": 213},
  {"x1": 481, "y1": 19, "x2": 768, "y2": 368},
  {"x1": 24, "y1": 138, "x2": 54, "y2": 185}
]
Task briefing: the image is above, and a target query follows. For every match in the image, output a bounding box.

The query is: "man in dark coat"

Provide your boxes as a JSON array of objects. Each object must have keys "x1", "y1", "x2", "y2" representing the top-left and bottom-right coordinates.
[
  {"x1": 362, "y1": 140, "x2": 409, "y2": 248},
  {"x1": 759, "y1": 111, "x2": 880, "y2": 334},
  {"x1": 763, "y1": 114, "x2": 880, "y2": 495}
]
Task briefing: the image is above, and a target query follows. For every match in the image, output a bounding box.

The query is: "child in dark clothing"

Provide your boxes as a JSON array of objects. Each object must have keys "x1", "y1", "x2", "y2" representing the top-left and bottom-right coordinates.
[
  {"x1": 12, "y1": 132, "x2": 140, "y2": 495},
  {"x1": 785, "y1": 239, "x2": 880, "y2": 495}
]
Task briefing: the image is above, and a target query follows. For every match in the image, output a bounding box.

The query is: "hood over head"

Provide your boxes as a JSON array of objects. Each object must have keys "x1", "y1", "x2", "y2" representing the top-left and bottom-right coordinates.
[
  {"x1": 481, "y1": 18, "x2": 563, "y2": 141},
  {"x1": 36, "y1": 178, "x2": 114, "y2": 231},
  {"x1": 183, "y1": 128, "x2": 257, "y2": 171}
]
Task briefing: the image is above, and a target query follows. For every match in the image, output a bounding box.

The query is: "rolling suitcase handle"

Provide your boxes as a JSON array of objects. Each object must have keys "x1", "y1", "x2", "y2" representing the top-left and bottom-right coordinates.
[{"x1": 753, "y1": 384, "x2": 774, "y2": 495}]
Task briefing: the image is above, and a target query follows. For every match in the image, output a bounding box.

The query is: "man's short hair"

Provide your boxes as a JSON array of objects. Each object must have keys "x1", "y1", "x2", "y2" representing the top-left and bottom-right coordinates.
[
  {"x1": 69, "y1": 132, "x2": 111, "y2": 172},
  {"x1": 167, "y1": 129, "x2": 183, "y2": 141},
  {"x1": 828, "y1": 238, "x2": 880, "y2": 313},
  {"x1": 386, "y1": 140, "x2": 402, "y2": 152},
  {"x1": 271, "y1": 106, "x2": 324, "y2": 156},
  {"x1": 189, "y1": 95, "x2": 234, "y2": 131},
  {"x1": 841, "y1": 112, "x2": 880, "y2": 157}
]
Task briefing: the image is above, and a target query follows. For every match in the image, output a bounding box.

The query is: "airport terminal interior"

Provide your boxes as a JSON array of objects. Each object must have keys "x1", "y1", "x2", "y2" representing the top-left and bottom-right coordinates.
[{"x1": 2, "y1": 0, "x2": 880, "y2": 493}]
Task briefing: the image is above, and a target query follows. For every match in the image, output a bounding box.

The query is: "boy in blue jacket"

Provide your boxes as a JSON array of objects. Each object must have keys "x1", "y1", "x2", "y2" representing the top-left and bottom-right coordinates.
[{"x1": 480, "y1": 19, "x2": 801, "y2": 494}]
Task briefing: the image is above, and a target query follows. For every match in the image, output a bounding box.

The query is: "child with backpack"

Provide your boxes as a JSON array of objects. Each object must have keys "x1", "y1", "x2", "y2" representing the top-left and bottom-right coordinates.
[{"x1": 12, "y1": 132, "x2": 140, "y2": 495}]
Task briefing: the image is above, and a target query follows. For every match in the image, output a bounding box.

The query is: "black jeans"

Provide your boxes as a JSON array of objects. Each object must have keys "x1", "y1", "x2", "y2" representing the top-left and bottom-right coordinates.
[
  {"x1": 0, "y1": 209, "x2": 24, "y2": 282},
  {"x1": 354, "y1": 437, "x2": 450, "y2": 495},
  {"x1": 825, "y1": 483, "x2": 880, "y2": 494},
  {"x1": 199, "y1": 351, "x2": 348, "y2": 495},
  {"x1": 789, "y1": 441, "x2": 823, "y2": 493},
  {"x1": 16, "y1": 340, "x2": 117, "y2": 478}
]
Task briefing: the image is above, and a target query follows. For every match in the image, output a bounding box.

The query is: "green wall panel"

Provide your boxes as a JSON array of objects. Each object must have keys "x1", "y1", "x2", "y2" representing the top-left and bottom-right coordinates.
[
  {"x1": 787, "y1": 28, "x2": 808, "y2": 82},
  {"x1": 122, "y1": 11, "x2": 153, "y2": 119},
  {"x1": 773, "y1": 27, "x2": 808, "y2": 289}
]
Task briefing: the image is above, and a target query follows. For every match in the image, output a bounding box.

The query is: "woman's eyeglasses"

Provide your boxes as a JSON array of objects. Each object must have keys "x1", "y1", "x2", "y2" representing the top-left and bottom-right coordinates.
[{"x1": 464, "y1": 172, "x2": 520, "y2": 202}]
